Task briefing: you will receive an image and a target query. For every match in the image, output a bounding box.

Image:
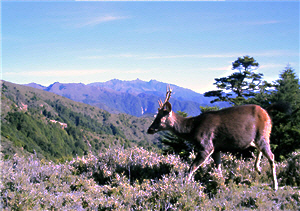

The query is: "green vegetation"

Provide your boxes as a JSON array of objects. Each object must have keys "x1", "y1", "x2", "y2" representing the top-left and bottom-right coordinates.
[
  {"x1": 2, "y1": 111, "x2": 85, "y2": 160},
  {"x1": 1, "y1": 81, "x2": 158, "y2": 161},
  {"x1": 251, "y1": 66, "x2": 300, "y2": 161},
  {"x1": 45, "y1": 100, "x2": 125, "y2": 138}
]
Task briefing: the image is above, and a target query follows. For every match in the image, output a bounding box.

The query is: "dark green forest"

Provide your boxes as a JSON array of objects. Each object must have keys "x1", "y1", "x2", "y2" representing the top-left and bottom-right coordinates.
[{"x1": 1, "y1": 81, "x2": 157, "y2": 161}]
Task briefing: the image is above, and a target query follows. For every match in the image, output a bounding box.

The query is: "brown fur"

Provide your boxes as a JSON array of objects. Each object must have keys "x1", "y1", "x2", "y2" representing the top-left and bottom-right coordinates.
[{"x1": 148, "y1": 103, "x2": 278, "y2": 190}]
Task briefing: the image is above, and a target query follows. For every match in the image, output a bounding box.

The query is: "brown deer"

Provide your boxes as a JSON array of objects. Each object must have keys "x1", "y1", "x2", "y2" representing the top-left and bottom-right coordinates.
[{"x1": 147, "y1": 86, "x2": 278, "y2": 190}]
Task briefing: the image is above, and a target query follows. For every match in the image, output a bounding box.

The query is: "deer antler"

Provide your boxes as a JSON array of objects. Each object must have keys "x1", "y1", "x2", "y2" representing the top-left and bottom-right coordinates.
[{"x1": 158, "y1": 85, "x2": 173, "y2": 110}]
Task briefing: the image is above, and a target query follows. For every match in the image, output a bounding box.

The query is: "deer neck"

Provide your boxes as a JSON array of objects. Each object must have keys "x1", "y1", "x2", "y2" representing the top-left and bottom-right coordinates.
[{"x1": 169, "y1": 111, "x2": 194, "y2": 138}]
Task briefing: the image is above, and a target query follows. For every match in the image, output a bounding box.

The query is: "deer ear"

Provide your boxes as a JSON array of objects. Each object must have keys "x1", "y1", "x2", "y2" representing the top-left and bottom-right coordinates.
[{"x1": 165, "y1": 102, "x2": 172, "y2": 112}]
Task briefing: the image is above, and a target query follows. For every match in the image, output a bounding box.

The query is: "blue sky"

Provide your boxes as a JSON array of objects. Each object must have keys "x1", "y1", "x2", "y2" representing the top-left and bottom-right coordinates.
[{"x1": 2, "y1": 1, "x2": 299, "y2": 93}]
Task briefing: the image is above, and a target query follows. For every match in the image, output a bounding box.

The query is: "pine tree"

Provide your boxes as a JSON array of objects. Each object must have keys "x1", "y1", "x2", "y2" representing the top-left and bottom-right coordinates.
[
  {"x1": 268, "y1": 66, "x2": 300, "y2": 160},
  {"x1": 271, "y1": 65, "x2": 300, "y2": 109},
  {"x1": 204, "y1": 56, "x2": 263, "y2": 105}
]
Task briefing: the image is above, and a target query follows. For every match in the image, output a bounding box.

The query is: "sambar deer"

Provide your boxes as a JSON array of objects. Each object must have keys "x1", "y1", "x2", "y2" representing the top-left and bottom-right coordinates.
[{"x1": 147, "y1": 86, "x2": 278, "y2": 190}]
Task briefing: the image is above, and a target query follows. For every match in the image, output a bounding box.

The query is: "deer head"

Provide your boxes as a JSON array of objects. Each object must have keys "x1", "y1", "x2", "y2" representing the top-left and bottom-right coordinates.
[{"x1": 147, "y1": 85, "x2": 174, "y2": 134}]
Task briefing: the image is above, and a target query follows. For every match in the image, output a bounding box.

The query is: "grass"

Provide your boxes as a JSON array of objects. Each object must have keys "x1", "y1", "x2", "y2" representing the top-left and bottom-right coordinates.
[{"x1": 1, "y1": 146, "x2": 299, "y2": 210}]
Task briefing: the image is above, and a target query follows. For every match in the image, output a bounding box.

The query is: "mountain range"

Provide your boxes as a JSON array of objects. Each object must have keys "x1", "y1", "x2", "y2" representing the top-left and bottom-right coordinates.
[{"x1": 25, "y1": 79, "x2": 228, "y2": 117}]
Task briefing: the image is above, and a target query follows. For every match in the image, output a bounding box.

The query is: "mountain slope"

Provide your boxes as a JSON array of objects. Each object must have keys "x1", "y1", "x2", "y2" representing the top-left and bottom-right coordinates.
[{"x1": 1, "y1": 81, "x2": 160, "y2": 160}]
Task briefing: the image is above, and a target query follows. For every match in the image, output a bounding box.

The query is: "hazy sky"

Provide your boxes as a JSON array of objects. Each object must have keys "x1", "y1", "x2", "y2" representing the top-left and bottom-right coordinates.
[{"x1": 2, "y1": 1, "x2": 299, "y2": 93}]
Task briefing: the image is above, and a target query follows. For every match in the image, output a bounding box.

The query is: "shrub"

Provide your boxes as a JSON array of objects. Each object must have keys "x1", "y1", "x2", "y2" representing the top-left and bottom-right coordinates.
[
  {"x1": 278, "y1": 151, "x2": 300, "y2": 187},
  {"x1": 1, "y1": 147, "x2": 299, "y2": 210}
]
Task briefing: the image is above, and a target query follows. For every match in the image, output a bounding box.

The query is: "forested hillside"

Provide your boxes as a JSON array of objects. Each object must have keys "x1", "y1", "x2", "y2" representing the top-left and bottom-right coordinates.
[{"x1": 1, "y1": 81, "x2": 159, "y2": 160}]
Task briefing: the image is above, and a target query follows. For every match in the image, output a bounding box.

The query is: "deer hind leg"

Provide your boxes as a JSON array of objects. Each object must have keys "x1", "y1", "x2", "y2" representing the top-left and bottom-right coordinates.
[
  {"x1": 255, "y1": 150, "x2": 262, "y2": 174},
  {"x1": 261, "y1": 144, "x2": 278, "y2": 190},
  {"x1": 187, "y1": 148, "x2": 214, "y2": 181},
  {"x1": 255, "y1": 138, "x2": 278, "y2": 191}
]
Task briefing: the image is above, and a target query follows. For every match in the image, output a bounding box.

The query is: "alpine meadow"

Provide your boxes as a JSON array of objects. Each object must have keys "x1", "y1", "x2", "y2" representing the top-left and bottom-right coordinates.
[{"x1": 1, "y1": 57, "x2": 300, "y2": 210}]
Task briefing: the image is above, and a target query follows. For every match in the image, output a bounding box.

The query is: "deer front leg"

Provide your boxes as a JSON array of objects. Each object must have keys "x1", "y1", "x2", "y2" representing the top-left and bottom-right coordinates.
[
  {"x1": 212, "y1": 151, "x2": 222, "y2": 171},
  {"x1": 187, "y1": 148, "x2": 214, "y2": 181}
]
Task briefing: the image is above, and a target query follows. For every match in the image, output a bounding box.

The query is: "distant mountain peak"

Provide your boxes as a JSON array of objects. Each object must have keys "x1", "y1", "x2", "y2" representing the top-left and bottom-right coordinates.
[
  {"x1": 23, "y1": 82, "x2": 46, "y2": 90},
  {"x1": 133, "y1": 78, "x2": 143, "y2": 82},
  {"x1": 24, "y1": 79, "x2": 229, "y2": 117}
]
